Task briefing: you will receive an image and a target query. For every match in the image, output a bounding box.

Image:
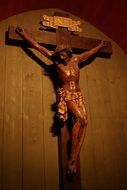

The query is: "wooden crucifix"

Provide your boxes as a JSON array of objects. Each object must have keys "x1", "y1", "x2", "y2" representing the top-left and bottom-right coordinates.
[{"x1": 6, "y1": 11, "x2": 112, "y2": 190}]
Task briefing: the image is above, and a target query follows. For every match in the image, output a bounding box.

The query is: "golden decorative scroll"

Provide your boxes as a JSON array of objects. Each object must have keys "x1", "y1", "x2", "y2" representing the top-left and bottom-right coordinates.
[{"x1": 42, "y1": 14, "x2": 82, "y2": 32}]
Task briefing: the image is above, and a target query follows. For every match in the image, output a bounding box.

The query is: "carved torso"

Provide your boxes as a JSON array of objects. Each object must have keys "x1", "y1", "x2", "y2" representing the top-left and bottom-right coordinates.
[{"x1": 55, "y1": 56, "x2": 80, "y2": 91}]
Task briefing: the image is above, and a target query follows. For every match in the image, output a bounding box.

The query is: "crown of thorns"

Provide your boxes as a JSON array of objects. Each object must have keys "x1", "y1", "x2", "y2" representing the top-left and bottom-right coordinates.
[{"x1": 54, "y1": 46, "x2": 73, "y2": 55}]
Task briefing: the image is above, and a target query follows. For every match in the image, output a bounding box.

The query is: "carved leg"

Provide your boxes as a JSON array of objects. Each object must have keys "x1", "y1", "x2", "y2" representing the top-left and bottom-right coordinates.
[
  {"x1": 66, "y1": 101, "x2": 87, "y2": 174},
  {"x1": 68, "y1": 119, "x2": 87, "y2": 174},
  {"x1": 74, "y1": 105, "x2": 88, "y2": 169},
  {"x1": 75, "y1": 122, "x2": 87, "y2": 163},
  {"x1": 68, "y1": 118, "x2": 81, "y2": 174}
]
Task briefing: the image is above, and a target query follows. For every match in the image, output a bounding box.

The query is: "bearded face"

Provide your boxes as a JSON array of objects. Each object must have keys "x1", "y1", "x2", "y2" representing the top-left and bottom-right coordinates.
[{"x1": 52, "y1": 47, "x2": 73, "y2": 63}]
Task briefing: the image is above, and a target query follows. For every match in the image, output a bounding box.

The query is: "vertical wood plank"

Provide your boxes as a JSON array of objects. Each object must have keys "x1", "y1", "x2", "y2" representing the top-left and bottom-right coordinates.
[
  {"x1": 0, "y1": 20, "x2": 6, "y2": 190},
  {"x1": 42, "y1": 74, "x2": 59, "y2": 190},
  {"x1": 85, "y1": 57, "x2": 121, "y2": 190},
  {"x1": 20, "y1": 10, "x2": 45, "y2": 190},
  {"x1": 3, "y1": 17, "x2": 23, "y2": 190},
  {"x1": 105, "y1": 49, "x2": 127, "y2": 190},
  {"x1": 80, "y1": 67, "x2": 98, "y2": 190},
  {"x1": 80, "y1": 47, "x2": 127, "y2": 190}
]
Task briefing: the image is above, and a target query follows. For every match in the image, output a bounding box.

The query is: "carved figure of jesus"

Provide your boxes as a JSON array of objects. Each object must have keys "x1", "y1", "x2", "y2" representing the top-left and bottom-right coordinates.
[{"x1": 16, "y1": 27, "x2": 106, "y2": 175}]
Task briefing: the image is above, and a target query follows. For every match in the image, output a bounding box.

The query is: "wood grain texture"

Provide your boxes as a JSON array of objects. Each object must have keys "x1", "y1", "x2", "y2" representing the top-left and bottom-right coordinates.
[
  {"x1": 7, "y1": 26, "x2": 112, "y2": 57},
  {"x1": 0, "y1": 20, "x2": 6, "y2": 190},
  {"x1": 0, "y1": 8, "x2": 127, "y2": 190},
  {"x1": 20, "y1": 11, "x2": 45, "y2": 190},
  {"x1": 42, "y1": 74, "x2": 59, "y2": 190},
  {"x1": 2, "y1": 16, "x2": 23, "y2": 190}
]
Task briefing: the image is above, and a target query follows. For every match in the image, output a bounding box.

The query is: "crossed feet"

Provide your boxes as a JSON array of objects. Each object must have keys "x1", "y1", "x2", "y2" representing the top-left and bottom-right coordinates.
[{"x1": 67, "y1": 159, "x2": 77, "y2": 175}]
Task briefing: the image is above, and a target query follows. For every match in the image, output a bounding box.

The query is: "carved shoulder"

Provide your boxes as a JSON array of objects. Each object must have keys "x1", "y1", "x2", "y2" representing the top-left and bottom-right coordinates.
[{"x1": 71, "y1": 56, "x2": 80, "y2": 65}]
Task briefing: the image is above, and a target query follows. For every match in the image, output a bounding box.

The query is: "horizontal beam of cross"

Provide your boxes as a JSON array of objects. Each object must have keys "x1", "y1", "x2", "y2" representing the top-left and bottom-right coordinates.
[{"x1": 7, "y1": 26, "x2": 112, "y2": 58}]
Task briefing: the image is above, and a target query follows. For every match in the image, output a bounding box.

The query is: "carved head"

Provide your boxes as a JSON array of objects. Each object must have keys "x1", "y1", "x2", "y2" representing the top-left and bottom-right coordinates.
[{"x1": 52, "y1": 45, "x2": 73, "y2": 63}]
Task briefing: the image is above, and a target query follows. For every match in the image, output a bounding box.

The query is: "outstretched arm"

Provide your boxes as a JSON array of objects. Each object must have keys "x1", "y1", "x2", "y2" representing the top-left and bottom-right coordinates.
[
  {"x1": 16, "y1": 27, "x2": 53, "y2": 59},
  {"x1": 78, "y1": 41, "x2": 106, "y2": 63}
]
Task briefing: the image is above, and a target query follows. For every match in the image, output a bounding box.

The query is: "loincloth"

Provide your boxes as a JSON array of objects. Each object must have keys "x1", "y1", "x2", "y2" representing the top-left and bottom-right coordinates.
[{"x1": 57, "y1": 88, "x2": 86, "y2": 122}]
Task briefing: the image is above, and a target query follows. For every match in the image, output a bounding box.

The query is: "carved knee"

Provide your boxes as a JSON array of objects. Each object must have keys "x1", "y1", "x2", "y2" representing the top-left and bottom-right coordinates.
[
  {"x1": 79, "y1": 116, "x2": 88, "y2": 127},
  {"x1": 82, "y1": 116, "x2": 88, "y2": 127},
  {"x1": 84, "y1": 117, "x2": 88, "y2": 126}
]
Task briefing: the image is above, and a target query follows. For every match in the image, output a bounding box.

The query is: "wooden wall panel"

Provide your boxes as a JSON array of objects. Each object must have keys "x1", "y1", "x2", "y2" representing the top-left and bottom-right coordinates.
[
  {"x1": 42, "y1": 75, "x2": 59, "y2": 190},
  {"x1": 0, "y1": 21, "x2": 6, "y2": 190},
  {"x1": 0, "y1": 8, "x2": 127, "y2": 190},
  {"x1": 79, "y1": 68, "x2": 97, "y2": 189},
  {"x1": 79, "y1": 17, "x2": 127, "y2": 190},
  {"x1": 80, "y1": 42, "x2": 127, "y2": 189},
  {"x1": 20, "y1": 11, "x2": 45, "y2": 190},
  {"x1": 2, "y1": 17, "x2": 23, "y2": 190},
  {"x1": 104, "y1": 48, "x2": 127, "y2": 190}
]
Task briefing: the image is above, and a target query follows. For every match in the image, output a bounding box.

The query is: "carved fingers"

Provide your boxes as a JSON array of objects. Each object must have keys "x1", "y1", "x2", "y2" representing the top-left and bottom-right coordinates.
[
  {"x1": 99, "y1": 41, "x2": 107, "y2": 48},
  {"x1": 15, "y1": 26, "x2": 24, "y2": 34}
]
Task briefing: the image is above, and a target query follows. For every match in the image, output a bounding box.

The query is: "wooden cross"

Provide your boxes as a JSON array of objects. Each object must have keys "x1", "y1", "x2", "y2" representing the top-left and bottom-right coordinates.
[
  {"x1": 6, "y1": 11, "x2": 112, "y2": 190},
  {"x1": 7, "y1": 13, "x2": 112, "y2": 57}
]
